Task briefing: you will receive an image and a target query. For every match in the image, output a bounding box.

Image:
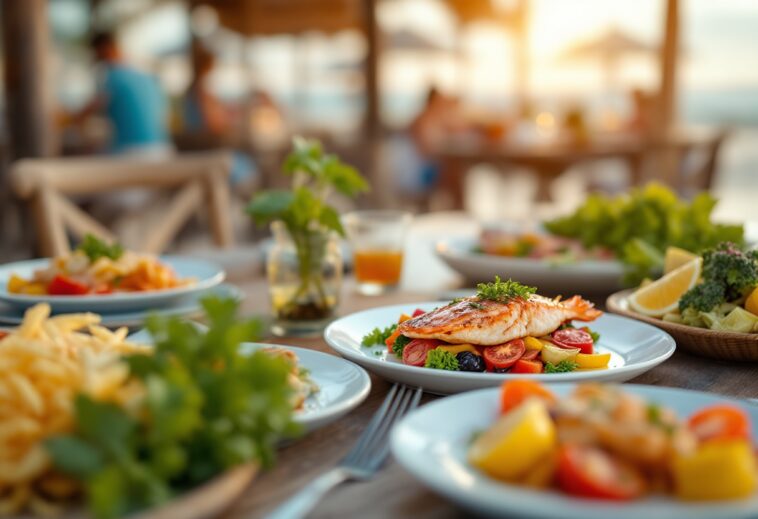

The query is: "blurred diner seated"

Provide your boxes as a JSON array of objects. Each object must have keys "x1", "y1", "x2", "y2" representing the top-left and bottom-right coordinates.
[
  {"x1": 625, "y1": 87, "x2": 656, "y2": 135},
  {"x1": 409, "y1": 87, "x2": 465, "y2": 193},
  {"x1": 73, "y1": 31, "x2": 173, "y2": 158}
]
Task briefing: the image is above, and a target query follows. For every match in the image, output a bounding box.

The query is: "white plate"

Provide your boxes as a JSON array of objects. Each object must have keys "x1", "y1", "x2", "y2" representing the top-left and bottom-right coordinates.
[
  {"x1": 436, "y1": 237, "x2": 625, "y2": 295},
  {"x1": 0, "y1": 283, "x2": 243, "y2": 329},
  {"x1": 128, "y1": 329, "x2": 371, "y2": 432},
  {"x1": 391, "y1": 384, "x2": 758, "y2": 519},
  {"x1": 324, "y1": 302, "x2": 675, "y2": 395},
  {"x1": 0, "y1": 256, "x2": 225, "y2": 313}
]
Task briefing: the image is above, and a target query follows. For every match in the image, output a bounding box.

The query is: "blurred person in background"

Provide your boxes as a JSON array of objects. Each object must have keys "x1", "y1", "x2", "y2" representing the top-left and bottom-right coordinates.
[
  {"x1": 409, "y1": 87, "x2": 465, "y2": 189},
  {"x1": 183, "y1": 45, "x2": 258, "y2": 192},
  {"x1": 76, "y1": 31, "x2": 173, "y2": 158},
  {"x1": 626, "y1": 88, "x2": 655, "y2": 135}
]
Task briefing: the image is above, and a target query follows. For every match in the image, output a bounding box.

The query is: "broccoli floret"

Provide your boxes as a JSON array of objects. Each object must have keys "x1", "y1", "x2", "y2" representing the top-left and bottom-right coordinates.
[
  {"x1": 391, "y1": 335, "x2": 412, "y2": 357},
  {"x1": 701, "y1": 243, "x2": 758, "y2": 301},
  {"x1": 424, "y1": 349, "x2": 459, "y2": 371},
  {"x1": 679, "y1": 280, "x2": 726, "y2": 313},
  {"x1": 679, "y1": 243, "x2": 758, "y2": 313}
]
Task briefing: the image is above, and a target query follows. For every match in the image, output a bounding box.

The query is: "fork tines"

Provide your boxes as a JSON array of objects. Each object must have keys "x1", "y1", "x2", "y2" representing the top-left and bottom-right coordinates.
[{"x1": 342, "y1": 384, "x2": 423, "y2": 473}]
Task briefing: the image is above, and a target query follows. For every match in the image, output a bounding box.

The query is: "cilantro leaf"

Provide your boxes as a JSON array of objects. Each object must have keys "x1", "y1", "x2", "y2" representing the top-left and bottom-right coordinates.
[
  {"x1": 361, "y1": 324, "x2": 398, "y2": 346},
  {"x1": 544, "y1": 360, "x2": 579, "y2": 373},
  {"x1": 77, "y1": 234, "x2": 124, "y2": 262}
]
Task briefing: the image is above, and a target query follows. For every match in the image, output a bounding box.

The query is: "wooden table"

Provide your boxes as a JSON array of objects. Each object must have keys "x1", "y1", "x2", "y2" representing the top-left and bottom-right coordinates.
[{"x1": 225, "y1": 278, "x2": 758, "y2": 519}]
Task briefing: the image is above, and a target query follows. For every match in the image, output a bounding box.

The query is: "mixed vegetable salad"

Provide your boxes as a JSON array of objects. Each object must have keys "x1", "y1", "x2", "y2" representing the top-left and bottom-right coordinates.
[
  {"x1": 469, "y1": 380, "x2": 757, "y2": 502},
  {"x1": 361, "y1": 311, "x2": 610, "y2": 375}
]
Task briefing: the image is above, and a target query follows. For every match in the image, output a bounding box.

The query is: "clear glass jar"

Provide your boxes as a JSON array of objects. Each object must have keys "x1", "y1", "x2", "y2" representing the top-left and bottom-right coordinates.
[{"x1": 267, "y1": 221, "x2": 342, "y2": 336}]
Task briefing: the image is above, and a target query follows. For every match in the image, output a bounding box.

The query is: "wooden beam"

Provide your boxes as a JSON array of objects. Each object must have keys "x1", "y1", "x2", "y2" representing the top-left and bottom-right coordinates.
[
  {"x1": 2, "y1": 0, "x2": 58, "y2": 159},
  {"x1": 659, "y1": 0, "x2": 679, "y2": 132},
  {"x1": 363, "y1": 0, "x2": 380, "y2": 138}
]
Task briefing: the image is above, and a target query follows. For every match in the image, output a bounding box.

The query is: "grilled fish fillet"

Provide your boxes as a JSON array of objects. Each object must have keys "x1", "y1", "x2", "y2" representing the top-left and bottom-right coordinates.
[{"x1": 397, "y1": 295, "x2": 602, "y2": 346}]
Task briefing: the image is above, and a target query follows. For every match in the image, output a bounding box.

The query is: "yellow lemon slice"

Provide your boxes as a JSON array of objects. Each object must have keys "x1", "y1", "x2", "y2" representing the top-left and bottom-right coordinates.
[
  {"x1": 664, "y1": 246, "x2": 698, "y2": 274},
  {"x1": 629, "y1": 257, "x2": 702, "y2": 317},
  {"x1": 468, "y1": 399, "x2": 556, "y2": 481}
]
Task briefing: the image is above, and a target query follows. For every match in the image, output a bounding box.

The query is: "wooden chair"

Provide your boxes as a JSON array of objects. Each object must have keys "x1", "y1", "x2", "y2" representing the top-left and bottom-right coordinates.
[
  {"x1": 11, "y1": 151, "x2": 235, "y2": 257},
  {"x1": 676, "y1": 129, "x2": 729, "y2": 196}
]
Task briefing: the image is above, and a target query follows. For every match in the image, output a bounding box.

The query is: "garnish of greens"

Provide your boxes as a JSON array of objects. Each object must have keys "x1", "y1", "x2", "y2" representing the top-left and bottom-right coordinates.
[
  {"x1": 543, "y1": 183, "x2": 744, "y2": 285},
  {"x1": 424, "y1": 349, "x2": 459, "y2": 371},
  {"x1": 77, "y1": 234, "x2": 124, "y2": 262},
  {"x1": 46, "y1": 297, "x2": 298, "y2": 519},
  {"x1": 246, "y1": 137, "x2": 368, "y2": 318},
  {"x1": 361, "y1": 324, "x2": 397, "y2": 346},
  {"x1": 475, "y1": 276, "x2": 537, "y2": 303},
  {"x1": 391, "y1": 335, "x2": 412, "y2": 356},
  {"x1": 544, "y1": 360, "x2": 579, "y2": 373}
]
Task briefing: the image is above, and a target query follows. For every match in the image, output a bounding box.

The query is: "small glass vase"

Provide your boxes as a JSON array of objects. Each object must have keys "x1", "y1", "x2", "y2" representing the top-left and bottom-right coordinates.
[{"x1": 267, "y1": 221, "x2": 343, "y2": 336}]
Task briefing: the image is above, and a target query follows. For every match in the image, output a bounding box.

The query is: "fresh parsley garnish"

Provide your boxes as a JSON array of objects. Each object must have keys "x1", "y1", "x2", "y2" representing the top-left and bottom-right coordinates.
[
  {"x1": 544, "y1": 360, "x2": 579, "y2": 373},
  {"x1": 77, "y1": 234, "x2": 124, "y2": 262},
  {"x1": 468, "y1": 301, "x2": 484, "y2": 310},
  {"x1": 391, "y1": 335, "x2": 412, "y2": 357},
  {"x1": 476, "y1": 276, "x2": 536, "y2": 303},
  {"x1": 360, "y1": 324, "x2": 397, "y2": 346},
  {"x1": 47, "y1": 297, "x2": 298, "y2": 518},
  {"x1": 424, "y1": 349, "x2": 459, "y2": 371}
]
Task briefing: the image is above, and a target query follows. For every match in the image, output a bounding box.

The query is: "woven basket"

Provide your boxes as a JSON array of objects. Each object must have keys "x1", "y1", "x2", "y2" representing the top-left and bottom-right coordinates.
[{"x1": 606, "y1": 289, "x2": 758, "y2": 362}]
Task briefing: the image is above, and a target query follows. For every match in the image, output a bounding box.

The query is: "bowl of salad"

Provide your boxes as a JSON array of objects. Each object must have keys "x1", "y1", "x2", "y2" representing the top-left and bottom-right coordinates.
[
  {"x1": 437, "y1": 183, "x2": 746, "y2": 295},
  {"x1": 607, "y1": 242, "x2": 758, "y2": 361}
]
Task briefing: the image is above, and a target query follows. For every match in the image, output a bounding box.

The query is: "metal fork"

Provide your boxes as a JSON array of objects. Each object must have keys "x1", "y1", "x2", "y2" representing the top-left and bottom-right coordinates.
[{"x1": 265, "y1": 383, "x2": 423, "y2": 519}]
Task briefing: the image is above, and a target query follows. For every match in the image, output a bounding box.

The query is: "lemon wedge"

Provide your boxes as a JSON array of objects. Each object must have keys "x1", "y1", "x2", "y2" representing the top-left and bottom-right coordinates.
[
  {"x1": 629, "y1": 257, "x2": 702, "y2": 317},
  {"x1": 745, "y1": 286, "x2": 758, "y2": 317},
  {"x1": 468, "y1": 399, "x2": 556, "y2": 481},
  {"x1": 664, "y1": 246, "x2": 698, "y2": 274}
]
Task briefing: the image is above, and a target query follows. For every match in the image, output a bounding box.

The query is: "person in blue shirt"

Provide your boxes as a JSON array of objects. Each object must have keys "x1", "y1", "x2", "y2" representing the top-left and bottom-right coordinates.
[{"x1": 82, "y1": 32, "x2": 173, "y2": 157}]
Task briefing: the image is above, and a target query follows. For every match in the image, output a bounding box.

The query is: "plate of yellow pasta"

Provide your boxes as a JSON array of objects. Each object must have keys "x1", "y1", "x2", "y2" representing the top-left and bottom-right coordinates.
[{"x1": 0, "y1": 236, "x2": 224, "y2": 313}]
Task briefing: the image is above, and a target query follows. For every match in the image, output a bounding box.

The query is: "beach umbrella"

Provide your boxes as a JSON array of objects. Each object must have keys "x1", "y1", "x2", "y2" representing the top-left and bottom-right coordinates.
[{"x1": 560, "y1": 25, "x2": 654, "y2": 91}]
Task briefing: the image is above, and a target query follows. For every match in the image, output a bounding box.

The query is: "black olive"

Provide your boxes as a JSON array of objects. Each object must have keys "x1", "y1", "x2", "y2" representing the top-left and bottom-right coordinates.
[{"x1": 456, "y1": 351, "x2": 485, "y2": 372}]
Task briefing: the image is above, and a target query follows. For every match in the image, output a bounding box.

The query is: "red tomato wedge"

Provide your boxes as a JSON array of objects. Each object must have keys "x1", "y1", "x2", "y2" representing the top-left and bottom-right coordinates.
[
  {"x1": 402, "y1": 339, "x2": 438, "y2": 367},
  {"x1": 483, "y1": 339, "x2": 525, "y2": 372},
  {"x1": 47, "y1": 275, "x2": 89, "y2": 296},
  {"x1": 510, "y1": 359, "x2": 543, "y2": 374},
  {"x1": 412, "y1": 308, "x2": 426, "y2": 317},
  {"x1": 552, "y1": 328, "x2": 594, "y2": 354},
  {"x1": 520, "y1": 349, "x2": 540, "y2": 362},
  {"x1": 500, "y1": 379, "x2": 554, "y2": 413},
  {"x1": 556, "y1": 444, "x2": 646, "y2": 500},
  {"x1": 688, "y1": 405, "x2": 751, "y2": 442}
]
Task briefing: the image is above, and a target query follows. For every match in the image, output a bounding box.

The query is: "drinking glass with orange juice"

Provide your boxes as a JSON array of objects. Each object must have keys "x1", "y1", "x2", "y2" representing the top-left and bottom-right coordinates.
[{"x1": 343, "y1": 211, "x2": 412, "y2": 295}]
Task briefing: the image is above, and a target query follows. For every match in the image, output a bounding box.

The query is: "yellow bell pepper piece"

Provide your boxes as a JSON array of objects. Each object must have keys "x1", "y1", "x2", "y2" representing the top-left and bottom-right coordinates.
[
  {"x1": 398, "y1": 313, "x2": 412, "y2": 324},
  {"x1": 575, "y1": 352, "x2": 611, "y2": 370},
  {"x1": 673, "y1": 440, "x2": 757, "y2": 501},
  {"x1": 7, "y1": 274, "x2": 28, "y2": 294},
  {"x1": 468, "y1": 399, "x2": 556, "y2": 481},
  {"x1": 524, "y1": 336, "x2": 544, "y2": 351},
  {"x1": 436, "y1": 344, "x2": 479, "y2": 356},
  {"x1": 22, "y1": 283, "x2": 48, "y2": 295},
  {"x1": 746, "y1": 287, "x2": 758, "y2": 317}
]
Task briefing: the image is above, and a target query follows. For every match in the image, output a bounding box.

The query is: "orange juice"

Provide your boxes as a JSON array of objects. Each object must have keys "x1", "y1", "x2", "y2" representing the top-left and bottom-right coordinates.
[{"x1": 354, "y1": 250, "x2": 403, "y2": 285}]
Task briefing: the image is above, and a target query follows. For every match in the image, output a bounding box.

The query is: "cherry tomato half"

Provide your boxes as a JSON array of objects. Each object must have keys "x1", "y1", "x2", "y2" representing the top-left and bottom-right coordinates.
[
  {"x1": 520, "y1": 349, "x2": 540, "y2": 362},
  {"x1": 483, "y1": 339, "x2": 525, "y2": 372},
  {"x1": 552, "y1": 328, "x2": 594, "y2": 354},
  {"x1": 412, "y1": 308, "x2": 426, "y2": 318},
  {"x1": 556, "y1": 444, "x2": 646, "y2": 500},
  {"x1": 510, "y1": 359, "x2": 543, "y2": 375},
  {"x1": 402, "y1": 339, "x2": 439, "y2": 367},
  {"x1": 47, "y1": 275, "x2": 90, "y2": 296},
  {"x1": 500, "y1": 379, "x2": 554, "y2": 413},
  {"x1": 688, "y1": 405, "x2": 751, "y2": 443}
]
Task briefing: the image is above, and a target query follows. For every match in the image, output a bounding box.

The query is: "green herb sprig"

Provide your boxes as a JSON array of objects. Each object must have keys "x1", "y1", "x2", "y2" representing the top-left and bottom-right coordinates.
[
  {"x1": 476, "y1": 276, "x2": 536, "y2": 303},
  {"x1": 544, "y1": 360, "x2": 578, "y2": 373},
  {"x1": 77, "y1": 234, "x2": 124, "y2": 262},
  {"x1": 47, "y1": 297, "x2": 297, "y2": 519},
  {"x1": 361, "y1": 324, "x2": 397, "y2": 346},
  {"x1": 391, "y1": 335, "x2": 412, "y2": 357},
  {"x1": 424, "y1": 349, "x2": 459, "y2": 371}
]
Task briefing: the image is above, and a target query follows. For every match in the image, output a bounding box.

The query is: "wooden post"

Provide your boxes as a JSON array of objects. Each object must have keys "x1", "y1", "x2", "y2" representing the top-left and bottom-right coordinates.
[
  {"x1": 363, "y1": 0, "x2": 380, "y2": 138},
  {"x1": 2, "y1": 0, "x2": 58, "y2": 159},
  {"x1": 655, "y1": 0, "x2": 680, "y2": 187}
]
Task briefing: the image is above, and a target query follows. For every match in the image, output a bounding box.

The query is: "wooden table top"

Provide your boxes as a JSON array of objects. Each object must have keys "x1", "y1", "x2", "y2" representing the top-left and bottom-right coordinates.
[{"x1": 224, "y1": 277, "x2": 758, "y2": 519}]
